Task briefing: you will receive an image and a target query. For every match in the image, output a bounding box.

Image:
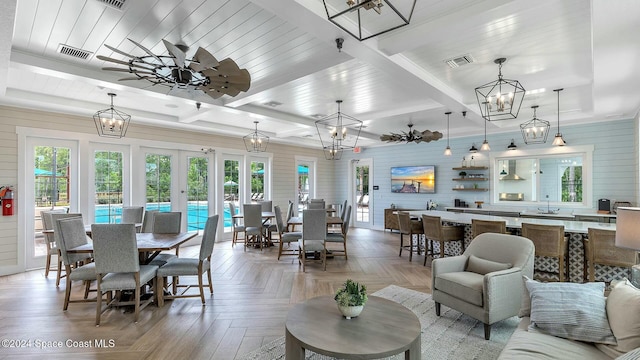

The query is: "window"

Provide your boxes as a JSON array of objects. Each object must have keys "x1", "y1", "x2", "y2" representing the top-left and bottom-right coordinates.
[
  {"x1": 250, "y1": 160, "x2": 265, "y2": 201},
  {"x1": 491, "y1": 146, "x2": 592, "y2": 207},
  {"x1": 186, "y1": 156, "x2": 209, "y2": 231},
  {"x1": 146, "y1": 154, "x2": 172, "y2": 211},
  {"x1": 94, "y1": 151, "x2": 124, "y2": 223}
]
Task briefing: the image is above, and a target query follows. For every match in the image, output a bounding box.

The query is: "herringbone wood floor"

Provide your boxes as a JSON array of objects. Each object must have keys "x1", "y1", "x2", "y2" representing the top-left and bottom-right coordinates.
[{"x1": 0, "y1": 228, "x2": 433, "y2": 360}]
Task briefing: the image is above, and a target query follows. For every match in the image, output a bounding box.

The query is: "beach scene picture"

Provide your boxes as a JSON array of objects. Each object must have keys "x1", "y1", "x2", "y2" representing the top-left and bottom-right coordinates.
[{"x1": 391, "y1": 165, "x2": 435, "y2": 193}]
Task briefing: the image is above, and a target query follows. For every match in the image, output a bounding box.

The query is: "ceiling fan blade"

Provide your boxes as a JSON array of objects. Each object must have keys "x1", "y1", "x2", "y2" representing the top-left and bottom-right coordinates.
[
  {"x1": 189, "y1": 47, "x2": 219, "y2": 72},
  {"x1": 118, "y1": 76, "x2": 152, "y2": 81},
  {"x1": 215, "y1": 58, "x2": 241, "y2": 75},
  {"x1": 104, "y1": 44, "x2": 137, "y2": 59},
  {"x1": 127, "y1": 38, "x2": 165, "y2": 65},
  {"x1": 102, "y1": 67, "x2": 156, "y2": 76},
  {"x1": 201, "y1": 88, "x2": 225, "y2": 99},
  {"x1": 208, "y1": 79, "x2": 249, "y2": 93},
  {"x1": 97, "y1": 55, "x2": 154, "y2": 71},
  {"x1": 162, "y1": 39, "x2": 186, "y2": 68},
  {"x1": 203, "y1": 68, "x2": 250, "y2": 92}
]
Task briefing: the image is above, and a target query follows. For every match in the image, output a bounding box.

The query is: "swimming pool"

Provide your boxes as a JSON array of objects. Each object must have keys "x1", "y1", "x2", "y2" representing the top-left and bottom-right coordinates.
[{"x1": 95, "y1": 203, "x2": 232, "y2": 230}]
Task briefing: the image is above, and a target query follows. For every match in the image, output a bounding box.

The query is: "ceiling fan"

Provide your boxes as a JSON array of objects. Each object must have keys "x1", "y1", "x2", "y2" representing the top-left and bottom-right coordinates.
[
  {"x1": 97, "y1": 38, "x2": 251, "y2": 100},
  {"x1": 379, "y1": 123, "x2": 443, "y2": 144}
]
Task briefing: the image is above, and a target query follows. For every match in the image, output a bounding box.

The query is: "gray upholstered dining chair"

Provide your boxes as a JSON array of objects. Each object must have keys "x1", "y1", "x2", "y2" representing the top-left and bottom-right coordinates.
[
  {"x1": 326, "y1": 205, "x2": 351, "y2": 260},
  {"x1": 40, "y1": 209, "x2": 68, "y2": 282},
  {"x1": 243, "y1": 203, "x2": 264, "y2": 251},
  {"x1": 308, "y1": 201, "x2": 325, "y2": 210},
  {"x1": 431, "y1": 233, "x2": 534, "y2": 340},
  {"x1": 91, "y1": 223, "x2": 159, "y2": 325},
  {"x1": 122, "y1": 206, "x2": 144, "y2": 231},
  {"x1": 157, "y1": 215, "x2": 219, "y2": 307},
  {"x1": 148, "y1": 212, "x2": 182, "y2": 266},
  {"x1": 57, "y1": 217, "x2": 96, "y2": 310},
  {"x1": 273, "y1": 205, "x2": 302, "y2": 260},
  {"x1": 260, "y1": 200, "x2": 273, "y2": 212},
  {"x1": 229, "y1": 202, "x2": 245, "y2": 246},
  {"x1": 141, "y1": 210, "x2": 159, "y2": 233},
  {"x1": 298, "y1": 209, "x2": 327, "y2": 271},
  {"x1": 50, "y1": 212, "x2": 86, "y2": 287}
]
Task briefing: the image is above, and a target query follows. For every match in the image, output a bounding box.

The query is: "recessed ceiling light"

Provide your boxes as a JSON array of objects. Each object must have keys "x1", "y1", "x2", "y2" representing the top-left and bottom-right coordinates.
[
  {"x1": 165, "y1": 104, "x2": 178, "y2": 108},
  {"x1": 263, "y1": 101, "x2": 282, "y2": 107},
  {"x1": 309, "y1": 113, "x2": 326, "y2": 119}
]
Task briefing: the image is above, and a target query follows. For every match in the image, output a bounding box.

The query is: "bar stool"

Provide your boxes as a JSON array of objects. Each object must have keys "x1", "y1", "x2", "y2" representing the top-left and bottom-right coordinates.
[
  {"x1": 471, "y1": 219, "x2": 507, "y2": 239},
  {"x1": 584, "y1": 228, "x2": 637, "y2": 283},
  {"x1": 421, "y1": 214, "x2": 465, "y2": 266},
  {"x1": 397, "y1": 211, "x2": 424, "y2": 262},
  {"x1": 521, "y1": 223, "x2": 568, "y2": 282}
]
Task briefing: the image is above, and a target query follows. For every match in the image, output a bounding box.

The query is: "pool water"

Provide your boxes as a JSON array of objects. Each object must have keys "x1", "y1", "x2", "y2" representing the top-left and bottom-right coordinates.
[{"x1": 95, "y1": 203, "x2": 232, "y2": 230}]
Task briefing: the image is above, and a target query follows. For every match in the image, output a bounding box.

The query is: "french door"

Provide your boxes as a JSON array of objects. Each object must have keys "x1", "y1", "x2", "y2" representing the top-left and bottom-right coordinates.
[{"x1": 352, "y1": 158, "x2": 372, "y2": 228}]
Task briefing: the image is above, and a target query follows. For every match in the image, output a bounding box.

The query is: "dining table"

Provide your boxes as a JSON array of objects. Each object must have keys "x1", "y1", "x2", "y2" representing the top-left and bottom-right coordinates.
[{"x1": 67, "y1": 231, "x2": 198, "y2": 264}]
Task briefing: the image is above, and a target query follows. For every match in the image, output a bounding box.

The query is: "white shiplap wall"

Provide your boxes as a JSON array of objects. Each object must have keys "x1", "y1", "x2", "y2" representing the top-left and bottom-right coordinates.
[
  {"x1": 337, "y1": 119, "x2": 638, "y2": 229},
  {"x1": 0, "y1": 105, "x2": 332, "y2": 275}
]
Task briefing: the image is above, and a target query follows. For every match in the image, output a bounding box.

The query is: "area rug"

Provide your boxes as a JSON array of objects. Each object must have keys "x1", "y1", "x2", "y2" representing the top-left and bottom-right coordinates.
[{"x1": 237, "y1": 285, "x2": 519, "y2": 360}]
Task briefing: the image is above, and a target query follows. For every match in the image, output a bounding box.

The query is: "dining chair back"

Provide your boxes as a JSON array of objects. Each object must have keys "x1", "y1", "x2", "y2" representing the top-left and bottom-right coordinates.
[
  {"x1": 51, "y1": 213, "x2": 87, "y2": 287},
  {"x1": 122, "y1": 206, "x2": 144, "y2": 225},
  {"x1": 57, "y1": 217, "x2": 97, "y2": 310},
  {"x1": 229, "y1": 202, "x2": 245, "y2": 246},
  {"x1": 41, "y1": 209, "x2": 68, "y2": 280},
  {"x1": 141, "y1": 210, "x2": 159, "y2": 233},
  {"x1": 471, "y1": 219, "x2": 507, "y2": 239},
  {"x1": 308, "y1": 201, "x2": 325, "y2": 210},
  {"x1": 340, "y1": 200, "x2": 348, "y2": 222},
  {"x1": 584, "y1": 228, "x2": 637, "y2": 283},
  {"x1": 157, "y1": 215, "x2": 219, "y2": 306},
  {"x1": 148, "y1": 211, "x2": 181, "y2": 265},
  {"x1": 275, "y1": 205, "x2": 302, "y2": 260},
  {"x1": 300, "y1": 209, "x2": 327, "y2": 271},
  {"x1": 243, "y1": 203, "x2": 264, "y2": 251},
  {"x1": 91, "y1": 223, "x2": 158, "y2": 325},
  {"x1": 422, "y1": 214, "x2": 465, "y2": 265},
  {"x1": 260, "y1": 200, "x2": 273, "y2": 212},
  {"x1": 521, "y1": 223, "x2": 568, "y2": 282},
  {"x1": 152, "y1": 212, "x2": 181, "y2": 233}
]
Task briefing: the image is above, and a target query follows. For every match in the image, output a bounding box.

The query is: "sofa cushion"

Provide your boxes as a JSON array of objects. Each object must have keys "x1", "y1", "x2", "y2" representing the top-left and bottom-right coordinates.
[
  {"x1": 434, "y1": 271, "x2": 484, "y2": 307},
  {"x1": 466, "y1": 254, "x2": 512, "y2": 275},
  {"x1": 600, "y1": 278, "x2": 640, "y2": 354},
  {"x1": 614, "y1": 347, "x2": 640, "y2": 360},
  {"x1": 526, "y1": 279, "x2": 617, "y2": 345},
  {"x1": 518, "y1": 275, "x2": 532, "y2": 317},
  {"x1": 498, "y1": 317, "x2": 614, "y2": 360}
]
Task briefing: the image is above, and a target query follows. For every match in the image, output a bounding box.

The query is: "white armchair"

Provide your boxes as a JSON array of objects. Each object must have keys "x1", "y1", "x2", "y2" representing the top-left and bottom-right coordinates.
[{"x1": 431, "y1": 233, "x2": 534, "y2": 340}]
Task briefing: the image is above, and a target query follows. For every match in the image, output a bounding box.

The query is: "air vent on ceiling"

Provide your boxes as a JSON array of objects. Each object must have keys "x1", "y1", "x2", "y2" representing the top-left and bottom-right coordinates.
[
  {"x1": 57, "y1": 44, "x2": 93, "y2": 60},
  {"x1": 97, "y1": 0, "x2": 126, "y2": 10},
  {"x1": 444, "y1": 54, "x2": 475, "y2": 68}
]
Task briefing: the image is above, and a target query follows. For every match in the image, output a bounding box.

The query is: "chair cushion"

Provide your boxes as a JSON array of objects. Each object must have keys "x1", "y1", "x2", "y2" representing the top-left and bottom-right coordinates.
[
  {"x1": 325, "y1": 233, "x2": 345, "y2": 242},
  {"x1": 281, "y1": 232, "x2": 302, "y2": 243},
  {"x1": 157, "y1": 258, "x2": 208, "y2": 277},
  {"x1": 233, "y1": 225, "x2": 246, "y2": 232},
  {"x1": 600, "y1": 278, "x2": 640, "y2": 353},
  {"x1": 299, "y1": 239, "x2": 324, "y2": 252},
  {"x1": 466, "y1": 254, "x2": 512, "y2": 275},
  {"x1": 100, "y1": 265, "x2": 158, "y2": 291},
  {"x1": 68, "y1": 262, "x2": 96, "y2": 281},
  {"x1": 435, "y1": 271, "x2": 484, "y2": 307},
  {"x1": 525, "y1": 278, "x2": 616, "y2": 345},
  {"x1": 246, "y1": 226, "x2": 262, "y2": 235}
]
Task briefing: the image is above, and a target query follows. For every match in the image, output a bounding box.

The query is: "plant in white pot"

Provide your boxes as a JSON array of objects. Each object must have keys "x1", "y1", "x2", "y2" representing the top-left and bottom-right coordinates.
[{"x1": 334, "y1": 279, "x2": 368, "y2": 319}]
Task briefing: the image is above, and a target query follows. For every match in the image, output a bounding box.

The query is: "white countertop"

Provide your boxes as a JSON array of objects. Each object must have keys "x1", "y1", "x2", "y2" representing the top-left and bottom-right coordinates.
[
  {"x1": 409, "y1": 210, "x2": 616, "y2": 234},
  {"x1": 444, "y1": 206, "x2": 617, "y2": 219}
]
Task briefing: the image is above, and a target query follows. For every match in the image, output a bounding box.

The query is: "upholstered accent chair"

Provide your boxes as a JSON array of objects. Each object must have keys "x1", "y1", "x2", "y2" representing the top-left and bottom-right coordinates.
[
  {"x1": 91, "y1": 224, "x2": 158, "y2": 325},
  {"x1": 157, "y1": 215, "x2": 218, "y2": 306},
  {"x1": 432, "y1": 233, "x2": 535, "y2": 340}
]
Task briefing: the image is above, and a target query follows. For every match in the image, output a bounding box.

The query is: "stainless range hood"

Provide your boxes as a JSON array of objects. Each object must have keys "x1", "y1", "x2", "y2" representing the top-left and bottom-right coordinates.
[{"x1": 500, "y1": 160, "x2": 525, "y2": 181}]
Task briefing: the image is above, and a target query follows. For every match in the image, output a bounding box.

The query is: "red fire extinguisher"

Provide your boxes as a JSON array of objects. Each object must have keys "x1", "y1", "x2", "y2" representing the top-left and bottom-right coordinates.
[{"x1": 1, "y1": 186, "x2": 14, "y2": 216}]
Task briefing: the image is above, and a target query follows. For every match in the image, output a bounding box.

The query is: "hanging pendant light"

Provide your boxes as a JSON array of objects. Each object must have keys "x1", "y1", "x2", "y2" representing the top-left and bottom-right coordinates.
[
  {"x1": 520, "y1": 105, "x2": 550, "y2": 144},
  {"x1": 507, "y1": 139, "x2": 518, "y2": 150},
  {"x1": 475, "y1": 58, "x2": 526, "y2": 121},
  {"x1": 243, "y1": 121, "x2": 270, "y2": 152},
  {"x1": 480, "y1": 104, "x2": 491, "y2": 151},
  {"x1": 443, "y1": 111, "x2": 452, "y2": 156},
  {"x1": 552, "y1": 88, "x2": 566, "y2": 146},
  {"x1": 315, "y1": 100, "x2": 363, "y2": 160},
  {"x1": 93, "y1": 93, "x2": 131, "y2": 138}
]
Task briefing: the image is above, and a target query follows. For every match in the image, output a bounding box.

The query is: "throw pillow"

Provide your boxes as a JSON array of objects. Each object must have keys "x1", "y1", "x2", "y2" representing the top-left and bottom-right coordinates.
[
  {"x1": 518, "y1": 275, "x2": 532, "y2": 317},
  {"x1": 605, "y1": 278, "x2": 640, "y2": 353},
  {"x1": 526, "y1": 278, "x2": 617, "y2": 345},
  {"x1": 615, "y1": 346, "x2": 640, "y2": 360},
  {"x1": 466, "y1": 254, "x2": 512, "y2": 275}
]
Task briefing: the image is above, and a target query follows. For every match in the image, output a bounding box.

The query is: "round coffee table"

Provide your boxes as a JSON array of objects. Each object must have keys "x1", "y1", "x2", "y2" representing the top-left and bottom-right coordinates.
[{"x1": 285, "y1": 295, "x2": 421, "y2": 359}]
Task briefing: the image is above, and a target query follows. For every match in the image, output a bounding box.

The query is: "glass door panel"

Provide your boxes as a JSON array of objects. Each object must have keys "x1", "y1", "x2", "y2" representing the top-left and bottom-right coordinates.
[
  {"x1": 353, "y1": 159, "x2": 372, "y2": 227},
  {"x1": 223, "y1": 158, "x2": 240, "y2": 233},
  {"x1": 94, "y1": 150, "x2": 123, "y2": 223},
  {"x1": 145, "y1": 153, "x2": 172, "y2": 212},
  {"x1": 186, "y1": 155, "x2": 209, "y2": 232}
]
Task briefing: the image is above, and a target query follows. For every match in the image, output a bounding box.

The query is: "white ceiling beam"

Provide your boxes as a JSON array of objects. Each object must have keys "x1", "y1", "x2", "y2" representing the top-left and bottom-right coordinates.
[{"x1": 0, "y1": 0, "x2": 17, "y2": 97}]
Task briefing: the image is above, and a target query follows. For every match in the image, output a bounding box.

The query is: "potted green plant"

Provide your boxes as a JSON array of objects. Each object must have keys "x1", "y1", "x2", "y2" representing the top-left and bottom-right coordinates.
[
  {"x1": 334, "y1": 279, "x2": 368, "y2": 319},
  {"x1": 459, "y1": 171, "x2": 467, "y2": 178}
]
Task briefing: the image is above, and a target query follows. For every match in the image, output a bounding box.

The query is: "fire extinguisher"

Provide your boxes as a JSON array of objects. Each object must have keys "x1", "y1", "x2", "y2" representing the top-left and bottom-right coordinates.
[{"x1": 0, "y1": 186, "x2": 14, "y2": 216}]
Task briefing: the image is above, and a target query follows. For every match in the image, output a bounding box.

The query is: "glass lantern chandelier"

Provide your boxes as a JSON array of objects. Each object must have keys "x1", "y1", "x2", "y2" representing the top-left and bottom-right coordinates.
[
  {"x1": 315, "y1": 100, "x2": 363, "y2": 160},
  {"x1": 475, "y1": 58, "x2": 526, "y2": 121},
  {"x1": 93, "y1": 93, "x2": 130, "y2": 138},
  {"x1": 243, "y1": 121, "x2": 269, "y2": 152},
  {"x1": 520, "y1": 105, "x2": 550, "y2": 144}
]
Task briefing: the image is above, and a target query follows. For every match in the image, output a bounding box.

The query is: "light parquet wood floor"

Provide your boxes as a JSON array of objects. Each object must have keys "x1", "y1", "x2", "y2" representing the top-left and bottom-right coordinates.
[{"x1": 0, "y1": 228, "x2": 433, "y2": 360}]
